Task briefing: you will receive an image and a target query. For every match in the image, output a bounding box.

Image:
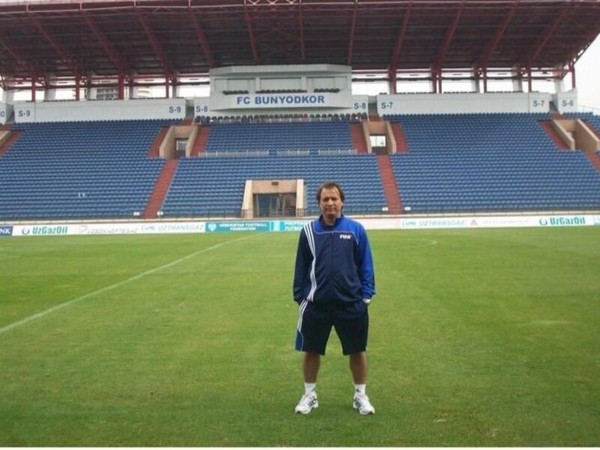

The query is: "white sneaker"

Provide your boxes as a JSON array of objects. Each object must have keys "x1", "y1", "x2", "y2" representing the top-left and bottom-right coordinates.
[
  {"x1": 294, "y1": 390, "x2": 318, "y2": 414},
  {"x1": 353, "y1": 392, "x2": 375, "y2": 415}
]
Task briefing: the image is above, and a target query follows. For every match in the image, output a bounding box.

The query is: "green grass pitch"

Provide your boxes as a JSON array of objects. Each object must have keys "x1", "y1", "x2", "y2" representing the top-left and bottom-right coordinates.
[{"x1": 1, "y1": 227, "x2": 599, "y2": 446}]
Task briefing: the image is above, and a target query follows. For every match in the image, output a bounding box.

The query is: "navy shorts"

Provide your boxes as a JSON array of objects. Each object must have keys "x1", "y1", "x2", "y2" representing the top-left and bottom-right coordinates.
[{"x1": 295, "y1": 300, "x2": 369, "y2": 355}]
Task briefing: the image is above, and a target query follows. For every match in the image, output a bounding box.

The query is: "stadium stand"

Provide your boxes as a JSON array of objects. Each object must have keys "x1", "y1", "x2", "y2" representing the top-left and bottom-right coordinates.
[
  {"x1": 0, "y1": 120, "x2": 172, "y2": 220},
  {"x1": 161, "y1": 154, "x2": 385, "y2": 218},
  {"x1": 387, "y1": 113, "x2": 600, "y2": 213},
  {"x1": 1, "y1": 112, "x2": 600, "y2": 221}
]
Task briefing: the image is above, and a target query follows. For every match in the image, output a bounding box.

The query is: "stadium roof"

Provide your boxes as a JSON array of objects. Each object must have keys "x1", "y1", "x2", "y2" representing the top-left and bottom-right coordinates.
[{"x1": 1, "y1": 0, "x2": 600, "y2": 88}]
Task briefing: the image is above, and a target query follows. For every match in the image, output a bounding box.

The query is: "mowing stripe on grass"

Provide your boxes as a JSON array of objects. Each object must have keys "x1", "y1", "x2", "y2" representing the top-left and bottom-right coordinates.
[{"x1": 0, "y1": 234, "x2": 257, "y2": 335}]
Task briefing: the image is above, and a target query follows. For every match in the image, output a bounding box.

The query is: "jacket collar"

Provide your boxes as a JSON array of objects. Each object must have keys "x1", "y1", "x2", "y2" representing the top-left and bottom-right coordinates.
[{"x1": 318, "y1": 214, "x2": 344, "y2": 228}]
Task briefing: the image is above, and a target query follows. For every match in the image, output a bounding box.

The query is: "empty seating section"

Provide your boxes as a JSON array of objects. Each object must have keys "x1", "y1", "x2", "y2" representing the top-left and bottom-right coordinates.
[
  {"x1": 386, "y1": 114, "x2": 600, "y2": 213},
  {"x1": 161, "y1": 155, "x2": 385, "y2": 217},
  {"x1": 204, "y1": 121, "x2": 353, "y2": 155},
  {"x1": 0, "y1": 120, "x2": 169, "y2": 220},
  {"x1": 2, "y1": 113, "x2": 599, "y2": 221}
]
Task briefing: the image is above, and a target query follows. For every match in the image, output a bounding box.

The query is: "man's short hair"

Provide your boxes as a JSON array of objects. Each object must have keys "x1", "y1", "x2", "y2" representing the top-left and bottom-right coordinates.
[{"x1": 316, "y1": 182, "x2": 345, "y2": 203}]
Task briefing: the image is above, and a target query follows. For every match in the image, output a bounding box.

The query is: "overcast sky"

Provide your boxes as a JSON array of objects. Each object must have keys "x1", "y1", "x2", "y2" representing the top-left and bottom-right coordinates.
[{"x1": 574, "y1": 34, "x2": 600, "y2": 112}]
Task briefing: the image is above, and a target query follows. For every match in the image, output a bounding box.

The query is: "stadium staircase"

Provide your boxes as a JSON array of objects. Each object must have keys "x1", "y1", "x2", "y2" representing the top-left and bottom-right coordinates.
[
  {"x1": 377, "y1": 155, "x2": 403, "y2": 214},
  {"x1": 390, "y1": 122, "x2": 409, "y2": 153},
  {"x1": 539, "y1": 121, "x2": 572, "y2": 150},
  {"x1": 351, "y1": 123, "x2": 368, "y2": 153},
  {"x1": 0, "y1": 126, "x2": 21, "y2": 156},
  {"x1": 143, "y1": 159, "x2": 178, "y2": 219},
  {"x1": 190, "y1": 126, "x2": 210, "y2": 156},
  {"x1": 147, "y1": 127, "x2": 170, "y2": 158},
  {"x1": 582, "y1": 117, "x2": 600, "y2": 172},
  {"x1": 587, "y1": 152, "x2": 600, "y2": 172}
]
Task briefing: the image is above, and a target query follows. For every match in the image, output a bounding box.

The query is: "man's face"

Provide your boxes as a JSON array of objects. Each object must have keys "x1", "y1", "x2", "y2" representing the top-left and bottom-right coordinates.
[{"x1": 319, "y1": 187, "x2": 343, "y2": 223}]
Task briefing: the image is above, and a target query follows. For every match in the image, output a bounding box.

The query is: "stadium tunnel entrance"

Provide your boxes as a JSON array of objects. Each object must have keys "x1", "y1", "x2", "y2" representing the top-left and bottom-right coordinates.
[
  {"x1": 241, "y1": 179, "x2": 305, "y2": 219},
  {"x1": 157, "y1": 123, "x2": 200, "y2": 159}
]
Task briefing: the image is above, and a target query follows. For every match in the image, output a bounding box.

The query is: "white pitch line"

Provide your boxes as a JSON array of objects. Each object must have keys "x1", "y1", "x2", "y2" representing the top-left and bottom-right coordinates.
[{"x1": 0, "y1": 235, "x2": 256, "y2": 335}]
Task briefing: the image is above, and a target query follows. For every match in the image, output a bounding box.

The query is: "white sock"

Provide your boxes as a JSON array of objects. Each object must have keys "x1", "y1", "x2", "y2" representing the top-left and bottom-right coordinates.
[
  {"x1": 355, "y1": 384, "x2": 366, "y2": 395},
  {"x1": 305, "y1": 383, "x2": 316, "y2": 394}
]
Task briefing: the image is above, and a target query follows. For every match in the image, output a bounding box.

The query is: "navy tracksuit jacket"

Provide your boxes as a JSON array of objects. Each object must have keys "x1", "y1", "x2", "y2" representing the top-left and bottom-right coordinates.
[{"x1": 293, "y1": 215, "x2": 375, "y2": 305}]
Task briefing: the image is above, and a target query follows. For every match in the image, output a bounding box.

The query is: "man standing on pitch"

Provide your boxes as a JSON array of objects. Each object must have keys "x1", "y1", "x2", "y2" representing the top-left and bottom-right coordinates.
[{"x1": 292, "y1": 181, "x2": 376, "y2": 415}]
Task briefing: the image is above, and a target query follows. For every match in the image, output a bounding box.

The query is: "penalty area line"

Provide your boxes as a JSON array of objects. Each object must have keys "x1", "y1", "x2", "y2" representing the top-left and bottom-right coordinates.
[{"x1": 0, "y1": 234, "x2": 256, "y2": 336}]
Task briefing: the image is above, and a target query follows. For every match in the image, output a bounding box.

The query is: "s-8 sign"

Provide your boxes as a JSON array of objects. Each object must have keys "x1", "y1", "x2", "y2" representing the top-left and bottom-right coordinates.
[
  {"x1": 353, "y1": 101, "x2": 367, "y2": 112},
  {"x1": 195, "y1": 104, "x2": 209, "y2": 114}
]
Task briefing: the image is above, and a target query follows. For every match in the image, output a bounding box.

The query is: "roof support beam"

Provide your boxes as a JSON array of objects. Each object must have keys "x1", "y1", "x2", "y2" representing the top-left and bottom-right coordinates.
[
  {"x1": 432, "y1": 0, "x2": 466, "y2": 71},
  {"x1": 347, "y1": 1, "x2": 358, "y2": 66},
  {"x1": 526, "y1": 4, "x2": 571, "y2": 69},
  {"x1": 298, "y1": 1, "x2": 305, "y2": 61},
  {"x1": 389, "y1": 0, "x2": 413, "y2": 78},
  {"x1": 82, "y1": 13, "x2": 129, "y2": 75},
  {"x1": 0, "y1": 34, "x2": 29, "y2": 76},
  {"x1": 28, "y1": 15, "x2": 79, "y2": 76},
  {"x1": 243, "y1": 1, "x2": 260, "y2": 64},
  {"x1": 0, "y1": 36, "x2": 22, "y2": 67},
  {"x1": 476, "y1": 0, "x2": 520, "y2": 72},
  {"x1": 137, "y1": 11, "x2": 172, "y2": 76},
  {"x1": 0, "y1": 35, "x2": 43, "y2": 87},
  {"x1": 188, "y1": 7, "x2": 215, "y2": 68}
]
